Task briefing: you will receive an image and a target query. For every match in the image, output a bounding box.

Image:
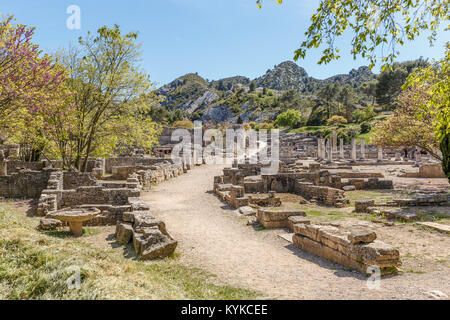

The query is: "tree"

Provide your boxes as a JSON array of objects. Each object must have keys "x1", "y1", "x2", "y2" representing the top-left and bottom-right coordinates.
[
  {"x1": 352, "y1": 105, "x2": 376, "y2": 123},
  {"x1": 249, "y1": 81, "x2": 256, "y2": 92},
  {"x1": 56, "y1": 25, "x2": 161, "y2": 171},
  {"x1": 276, "y1": 109, "x2": 304, "y2": 128},
  {"x1": 403, "y1": 45, "x2": 450, "y2": 181},
  {"x1": 317, "y1": 83, "x2": 340, "y2": 119},
  {"x1": 257, "y1": 0, "x2": 448, "y2": 70},
  {"x1": 337, "y1": 84, "x2": 357, "y2": 121},
  {"x1": 372, "y1": 85, "x2": 442, "y2": 160},
  {"x1": 359, "y1": 80, "x2": 378, "y2": 105},
  {"x1": 0, "y1": 16, "x2": 66, "y2": 129},
  {"x1": 375, "y1": 59, "x2": 428, "y2": 110}
]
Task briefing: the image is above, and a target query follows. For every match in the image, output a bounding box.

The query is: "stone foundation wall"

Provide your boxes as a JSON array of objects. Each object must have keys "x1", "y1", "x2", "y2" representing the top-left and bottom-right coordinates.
[
  {"x1": 257, "y1": 208, "x2": 306, "y2": 228},
  {"x1": 63, "y1": 172, "x2": 98, "y2": 189},
  {"x1": 105, "y1": 157, "x2": 175, "y2": 173},
  {"x1": 294, "y1": 181, "x2": 349, "y2": 207},
  {"x1": 400, "y1": 163, "x2": 446, "y2": 178},
  {"x1": 292, "y1": 224, "x2": 401, "y2": 274},
  {"x1": 59, "y1": 186, "x2": 139, "y2": 208},
  {"x1": 0, "y1": 170, "x2": 51, "y2": 199}
]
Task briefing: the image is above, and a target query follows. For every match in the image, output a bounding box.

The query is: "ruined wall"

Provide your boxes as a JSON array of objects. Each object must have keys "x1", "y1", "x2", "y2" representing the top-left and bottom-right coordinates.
[
  {"x1": 292, "y1": 224, "x2": 401, "y2": 274},
  {"x1": 105, "y1": 157, "x2": 175, "y2": 173},
  {"x1": 63, "y1": 172, "x2": 98, "y2": 189},
  {"x1": 0, "y1": 170, "x2": 51, "y2": 199},
  {"x1": 294, "y1": 181, "x2": 348, "y2": 207},
  {"x1": 6, "y1": 160, "x2": 45, "y2": 173},
  {"x1": 60, "y1": 186, "x2": 139, "y2": 208}
]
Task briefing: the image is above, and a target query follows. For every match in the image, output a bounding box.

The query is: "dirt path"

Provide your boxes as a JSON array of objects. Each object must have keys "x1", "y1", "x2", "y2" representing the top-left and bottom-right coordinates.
[{"x1": 141, "y1": 165, "x2": 449, "y2": 300}]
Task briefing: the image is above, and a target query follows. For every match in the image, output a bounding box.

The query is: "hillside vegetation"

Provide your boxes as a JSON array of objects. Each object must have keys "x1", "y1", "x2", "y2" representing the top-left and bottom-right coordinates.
[{"x1": 152, "y1": 59, "x2": 426, "y2": 130}]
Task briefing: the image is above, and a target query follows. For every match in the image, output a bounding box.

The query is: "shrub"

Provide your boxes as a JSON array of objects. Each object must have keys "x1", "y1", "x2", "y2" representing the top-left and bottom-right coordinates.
[
  {"x1": 360, "y1": 121, "x2": 372, "y2": 133},
  {"x1": 327, "y1": 115, "x2": 348, "y2": 126},
  {"x1": 352, "y1": 105, "x2": 376, "y2": 123},
  {"x1": 172, "y1": 120, "x2": 194, "y2": 129},
  {"x1": 275, "y1": 109, "x2": 304, "y2": 128}
]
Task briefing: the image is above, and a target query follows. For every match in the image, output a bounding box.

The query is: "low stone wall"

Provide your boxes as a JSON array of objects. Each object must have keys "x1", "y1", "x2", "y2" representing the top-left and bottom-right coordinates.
[
  {"x1": 111, "y1": 162, "x2": 184, "y2": 183},
  {"x1": 294, "y1": 181, "x2": 349, "y2": 207},
  {"x1": 6, "y1": 160, "x2": 45, "y2": 173},
  {"x1": 257, "y1": 208, "x2": 306, "y2": 228},
  {"x1": 106, "y1": 157, "x2": 175, "y2": 173},
  {"x1": 60, "y1": 186, "x2": 139, "y2": 208},
  {"x1": 0, "y1": 170, "x2": 51, "y2": 199},
  {"x1": 400, "y1": 163, "x2": 446, "y2": 178},
  {"x1": 63, "y1": 172, "x2": 98, "y2": 189},
  {"x1": 355, "y1": 193, "x2": 450, "y2": 213},
  {"x1": 292, "y1": 224, "x2": 401, "y2": 274}
]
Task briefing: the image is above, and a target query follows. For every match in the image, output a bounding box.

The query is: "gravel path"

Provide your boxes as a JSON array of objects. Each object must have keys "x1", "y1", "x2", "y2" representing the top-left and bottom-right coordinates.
[{"x1": 141, "y1": 164, "x2": 449, "y2": 300}]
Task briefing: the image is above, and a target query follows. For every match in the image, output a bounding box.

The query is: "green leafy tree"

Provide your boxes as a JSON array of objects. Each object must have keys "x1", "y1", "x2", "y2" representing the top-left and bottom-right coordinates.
[
  {"x1": 338, "y1": 84, "x2": 357, "y2": 121},
  {"x1": 404, "y1": 45, "x2": 450, "y2": 181},
  {"x1": 56, "y1": 25, "x2": 161, "y2": 171},
  {"x1": 257, "y1": 0, "x2": 448, "y2": 70},
  {"x1": 317, "y1": 83, "x2": 340, "y2": 119},
  {"x1": 359, "y1": 80, "x2": 378, "y2": 105},
  {"x1": 352, "y1": 105, "x2": 376, "y2": 123},
  {"x1": 276, "y1": 109, "x2": 304, "y2": 128},
  {"x1": 376, "y1": 59, "x2": 428, "y2": 110}
]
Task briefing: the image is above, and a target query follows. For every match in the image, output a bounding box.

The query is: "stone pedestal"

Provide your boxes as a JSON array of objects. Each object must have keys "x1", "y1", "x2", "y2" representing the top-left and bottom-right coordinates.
[{"x1": 69, "y1": 221, "x2": 83, "y2": 237}]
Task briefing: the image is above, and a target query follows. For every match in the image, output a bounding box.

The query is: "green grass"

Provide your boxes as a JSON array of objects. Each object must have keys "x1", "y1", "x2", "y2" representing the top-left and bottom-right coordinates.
[
  {"x1": 0, "y1": 203, "x2": 259, "y2": 300},
  {"x1": 304, "y1": 209, "x2": 350, "y2": 222},
  {"x1": 289, "y1": 126, "x2": 328, "y2": 134},
  {"x1": 42, "y1": 227, "x2": 101, "y2": 238}
]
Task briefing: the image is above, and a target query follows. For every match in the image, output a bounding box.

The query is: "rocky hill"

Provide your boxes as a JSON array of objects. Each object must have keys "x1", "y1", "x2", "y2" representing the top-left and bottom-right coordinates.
[
  {"x1": 156, "y1": 61, "x2": 377, "y2": 124},
  {"x1": 253, "y1": 61, "x2": 320, "y2": 93},
  {"x1": 322, "y1": 66, "x2": 376, "y2": 88}
]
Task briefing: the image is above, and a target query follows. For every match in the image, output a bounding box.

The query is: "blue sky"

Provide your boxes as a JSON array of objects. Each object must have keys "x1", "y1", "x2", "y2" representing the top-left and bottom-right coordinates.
[{"x1": 1, "y1": 0, "x2": 448, "y2": 86}]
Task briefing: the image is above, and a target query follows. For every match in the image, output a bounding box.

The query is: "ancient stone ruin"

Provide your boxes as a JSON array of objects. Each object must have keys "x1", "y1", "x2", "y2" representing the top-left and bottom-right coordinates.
[{"x1": 0, "y1": 149, "x2": 195, "y2": 260}]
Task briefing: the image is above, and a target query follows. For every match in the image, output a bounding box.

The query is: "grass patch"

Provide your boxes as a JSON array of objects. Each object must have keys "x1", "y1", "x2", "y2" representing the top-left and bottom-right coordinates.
[
  {"x1": 42, "y1": 227, "x2": 101, "y2": 239},
  {"x1": 304, "y1": 209, "x2": 349, "y2": 222},
  {"x1": 0, "y1": 204, "x2": 259, "y2": 300},
  {"x1": 405, "y1": 269, "x2": 426, "y2": 274}
]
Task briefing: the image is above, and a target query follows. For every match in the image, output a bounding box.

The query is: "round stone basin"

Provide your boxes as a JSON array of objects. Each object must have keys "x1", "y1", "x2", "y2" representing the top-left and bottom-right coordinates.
[{"x1": 48, "y1": 208, "x2": 100, "y2": 237}]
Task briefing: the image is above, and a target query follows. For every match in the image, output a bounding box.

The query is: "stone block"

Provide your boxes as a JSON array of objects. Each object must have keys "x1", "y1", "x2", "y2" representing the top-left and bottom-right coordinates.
[
  {"x1": 39, "y1": 217, "x2": 63, "y2": 230},
  {"x1": 355, "y1": 200, "x2": 375, "y2": 212},
  {"x1": 116, "y1": 222, "x2": 134, "y2": 245},
  {"x1": 348, "y1": 230, "x2": 377, "y2": 244}
]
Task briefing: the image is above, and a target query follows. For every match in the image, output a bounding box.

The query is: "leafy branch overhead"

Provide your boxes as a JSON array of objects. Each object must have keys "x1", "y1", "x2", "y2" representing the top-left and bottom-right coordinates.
[{"x1": 257, "y1": 0, "x2": 449, "y2": 70}]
